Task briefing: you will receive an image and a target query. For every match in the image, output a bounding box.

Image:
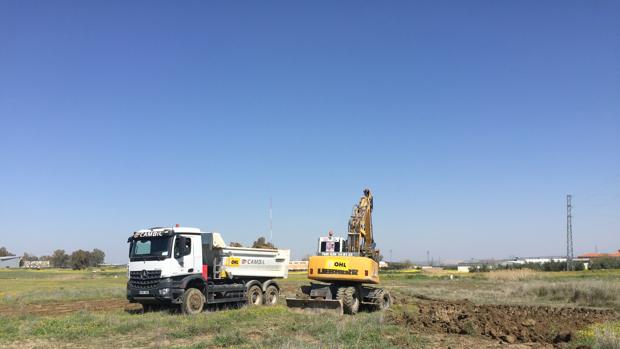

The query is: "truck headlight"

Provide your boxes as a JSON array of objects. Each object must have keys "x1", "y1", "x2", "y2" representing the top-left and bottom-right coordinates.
[{"x1": 159, "y1": 288, "x2": 170, "y2": 296}]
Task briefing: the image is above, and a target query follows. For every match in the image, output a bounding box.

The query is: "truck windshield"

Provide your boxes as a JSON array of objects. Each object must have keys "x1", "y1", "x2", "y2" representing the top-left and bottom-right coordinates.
[{"x1": 129, "y1": 237, "x2": 172, "y2": 261}]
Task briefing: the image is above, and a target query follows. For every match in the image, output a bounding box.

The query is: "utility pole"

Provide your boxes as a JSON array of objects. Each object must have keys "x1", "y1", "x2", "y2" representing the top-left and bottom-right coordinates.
[
  {"x1": 269, "y1": 198, "x2": 273, "y2": 243},
  {"x1": 389, "y1": 249, "x2": 393, "y2": 263},
  {"x1": 427, "y1": 250, "x2": 430, "y2": 266},
  {"x1": 566, "y1": 194, "x2": 574, "y2": 271}
]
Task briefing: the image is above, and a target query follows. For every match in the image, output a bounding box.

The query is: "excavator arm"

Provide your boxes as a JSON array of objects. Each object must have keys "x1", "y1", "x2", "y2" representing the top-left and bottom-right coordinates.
[{"x1": 347, "y1": 189, "x2": 380, "y2": 262}]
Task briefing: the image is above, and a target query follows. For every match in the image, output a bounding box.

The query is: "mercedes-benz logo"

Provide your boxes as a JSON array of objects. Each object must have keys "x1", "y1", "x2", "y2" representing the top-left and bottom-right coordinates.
[{"x1": 141, "y1": 270, "x2": 148, "y2": 279}]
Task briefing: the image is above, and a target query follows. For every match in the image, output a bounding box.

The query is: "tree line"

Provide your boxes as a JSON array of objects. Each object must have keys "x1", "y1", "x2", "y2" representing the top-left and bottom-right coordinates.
[
  {"x1": 228, "y1": 236, "x2": 277, "y2": 249},
  {"x1": 0, "y1": 246, "x2": 105, "y2": 270},
  {"x1": 469, "y1": 258, "x2": 620, "y2": 272}
]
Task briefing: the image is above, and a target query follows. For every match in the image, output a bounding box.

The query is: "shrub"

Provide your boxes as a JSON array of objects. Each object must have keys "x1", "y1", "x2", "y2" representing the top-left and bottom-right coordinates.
[
  {"x1": 576, "y1": 321, "x2": 620, "y2": 349},
  {"x1": 520, "y1": 281, "x2": 619, "y2": 309},
  {"x1": 590, "y1": 257, "x2": 620, "y2": 270},
  {"x1": 593, "y1": 326, "x2": 620, "y2": 349}
]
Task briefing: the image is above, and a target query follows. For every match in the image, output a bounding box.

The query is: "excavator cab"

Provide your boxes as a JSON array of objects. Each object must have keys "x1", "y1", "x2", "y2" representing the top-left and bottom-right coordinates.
[{"x1": 317, "y1": 235, "x2": 346, "y2": 254}]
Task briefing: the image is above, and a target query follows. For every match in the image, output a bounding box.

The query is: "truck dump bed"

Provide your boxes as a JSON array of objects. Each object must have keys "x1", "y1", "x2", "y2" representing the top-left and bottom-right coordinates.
[{"x1": 202, "y1": 232, "x2": 290, "y2": 279}]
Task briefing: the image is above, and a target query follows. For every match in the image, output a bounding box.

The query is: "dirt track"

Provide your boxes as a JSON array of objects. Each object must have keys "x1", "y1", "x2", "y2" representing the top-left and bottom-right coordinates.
[
  {"x1": 388, "y1": 295, "x2": 619, "y2": 348},
  {"x1": 0, "y1": 299, "x2": 141, "y2": 316}
]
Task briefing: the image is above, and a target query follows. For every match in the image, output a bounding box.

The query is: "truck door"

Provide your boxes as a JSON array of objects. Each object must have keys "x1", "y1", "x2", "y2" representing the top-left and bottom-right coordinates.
[{"x1": 173, "y1": 235, "x2": 195, "y2": 274}]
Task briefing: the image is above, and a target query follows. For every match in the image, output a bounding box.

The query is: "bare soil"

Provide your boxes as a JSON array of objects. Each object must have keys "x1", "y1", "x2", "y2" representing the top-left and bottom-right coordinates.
[
  {"x1": 388, "y1": 294, "x2": 619, "y2": 348},
  {"x1": 0, "y1": 299, "x2": 140, "y2": 316}
]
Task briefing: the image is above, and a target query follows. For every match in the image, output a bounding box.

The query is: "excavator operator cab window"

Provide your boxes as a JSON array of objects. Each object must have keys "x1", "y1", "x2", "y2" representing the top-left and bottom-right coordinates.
[
  {"x1": 317, "y1": 236, "x2": 345, "y2": 254},
  {"x1": 320, "y1": 241, "x2": 340, "y2": 253}
]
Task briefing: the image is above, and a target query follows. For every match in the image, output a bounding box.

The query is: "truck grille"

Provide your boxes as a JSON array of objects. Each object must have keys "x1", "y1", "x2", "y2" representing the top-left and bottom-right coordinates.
[{"x1": 129, "y1": 270, "x2": 162, "y2": 289}]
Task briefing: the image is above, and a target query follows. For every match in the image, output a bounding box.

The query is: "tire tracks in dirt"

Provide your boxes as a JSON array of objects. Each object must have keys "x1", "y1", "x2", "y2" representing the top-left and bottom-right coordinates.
[{"x1": 0, "y1": 299, "x2": 141, "y2": 316}]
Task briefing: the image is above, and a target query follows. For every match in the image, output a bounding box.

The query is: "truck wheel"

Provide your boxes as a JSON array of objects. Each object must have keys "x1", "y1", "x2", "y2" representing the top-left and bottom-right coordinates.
[
  {"x1": 181, "y1": 288, "x2": 205, "y2": 315},
  {"x1": 247, "y1": 285, "x2": 263, "y2": 306},
  {"x1": 337, "y1": 286, "x2": 360, "y2": 315},
  {"x1": 263, "y1": 285, "x2": 279, "y2": 305}
]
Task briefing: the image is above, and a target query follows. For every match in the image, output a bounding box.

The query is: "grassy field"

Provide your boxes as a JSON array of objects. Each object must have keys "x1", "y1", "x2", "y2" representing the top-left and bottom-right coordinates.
[
  {"x1": 0, "y1": 268, "x2": 619, "y2": 348},
  {"x1": 0, "y1": 268, "x2": 126, "y2": 304}
]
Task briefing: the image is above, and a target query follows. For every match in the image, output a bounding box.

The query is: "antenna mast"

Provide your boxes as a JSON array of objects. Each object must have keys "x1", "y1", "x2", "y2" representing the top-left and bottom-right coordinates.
[{"x1": 566, "y1": 194, "x2": 574, "y2": 271}]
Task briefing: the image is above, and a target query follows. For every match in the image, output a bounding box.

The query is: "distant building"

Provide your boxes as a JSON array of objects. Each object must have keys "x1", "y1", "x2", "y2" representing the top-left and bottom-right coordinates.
[
  {"x1": 22, "y1": 260, "x2": 50, "y2": 269},
  {"x1": 457, "y1": 265, "x2": 471, "y2": 273},
  {"x1": 379, "y1": 261, "x2": 389, "y2": 269},
  {"x1": 500, "y1": 257, "x2": 567, "y2": 266},
  {"x1": 0, "y1": 256, "x2": 22, "y2": 268},
  {"x1": 98, "y1": 263, "x2": 127, "y2": 268},
  {"x1": 500, "y1": 256, "x2": 590, "y2": 270},
  {"x1": 456, "y1": 262, "x2": 494, "y2": 272},
  {"x1": 288, "y1": 261, "x2": 308, "y2": 271},
  {"x1": 578, "y1": 249, "x2": 620, "y2": 259}
]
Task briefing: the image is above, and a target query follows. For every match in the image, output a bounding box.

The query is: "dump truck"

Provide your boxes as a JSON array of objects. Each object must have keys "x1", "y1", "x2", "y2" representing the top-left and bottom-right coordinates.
[
  {"x1": 126, "y1": 226, "x2": 290, "y2": 314},
  {"x1": 286, "y1": 189, "x2": 391, "y2": 314}
]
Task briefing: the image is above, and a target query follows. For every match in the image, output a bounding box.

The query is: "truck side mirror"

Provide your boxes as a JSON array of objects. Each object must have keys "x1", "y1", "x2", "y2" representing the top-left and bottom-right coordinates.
[{"x1": 175, "y1": 237, "x2": 187, "y2": 259}]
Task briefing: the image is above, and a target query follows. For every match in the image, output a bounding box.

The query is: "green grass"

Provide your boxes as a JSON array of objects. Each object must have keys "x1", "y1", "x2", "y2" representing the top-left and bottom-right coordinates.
[
  {"x1": 3, "y1": 267, "x2": 620, "y2": 308},
  {"x1": 0, "y1": 268, "x2": 127, "y2": 304},
  {"x1": 0, "y1": 306, "x2": 424, "y2": 348},
  {"x1": 518, "y1": 280, "x2": 620, "y2": 310},
  {"x1": 1, "y1": 268, "x2": 620, "y2": 348}
]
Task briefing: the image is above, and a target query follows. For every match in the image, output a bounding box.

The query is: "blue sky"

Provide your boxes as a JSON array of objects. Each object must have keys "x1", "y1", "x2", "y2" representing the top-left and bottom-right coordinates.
[{"x1": 1, "y1": 1, "x2": 618, "y2": 263}]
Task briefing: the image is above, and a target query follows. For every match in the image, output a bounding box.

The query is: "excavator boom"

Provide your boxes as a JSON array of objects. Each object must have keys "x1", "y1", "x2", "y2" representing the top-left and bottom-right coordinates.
[{"x1": 347, "y1": 189, "x2": 380, "y2": 262}]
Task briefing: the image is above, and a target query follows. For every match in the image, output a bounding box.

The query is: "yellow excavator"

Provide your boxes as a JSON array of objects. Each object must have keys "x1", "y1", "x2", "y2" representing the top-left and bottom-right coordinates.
[{"x1": 286, "y1": 189, "x2": 391, "y2": 314}]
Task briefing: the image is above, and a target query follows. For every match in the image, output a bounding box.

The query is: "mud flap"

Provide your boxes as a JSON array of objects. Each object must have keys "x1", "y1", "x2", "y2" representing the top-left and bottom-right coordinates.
[{"x1": 285, "y1": 297, "x2": 343, "y2": 315}]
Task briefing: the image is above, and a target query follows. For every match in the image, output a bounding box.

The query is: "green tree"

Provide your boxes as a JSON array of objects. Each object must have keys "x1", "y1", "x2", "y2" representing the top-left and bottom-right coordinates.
[
  {"x1": 50, "y1": 249, "x2": 70, "y2": 268},
  {"x1": 89, "y1": 249, "x2": 105, "y2": 266},
  {"x1": 22, "y1": 252, "x2": 39, "y2": 261},
  {"x1": 251, "y1": 237, "x2": 276, "y2": 249},
  {"x1": 228, "y1": 242, "x2": 243, "y2": 247},
  {"x1": 0, "y1": 247, "x2": 14, "y2": 257},
  {"x1": 70, "y1": 250, "x2": 91, "y2": 270}
]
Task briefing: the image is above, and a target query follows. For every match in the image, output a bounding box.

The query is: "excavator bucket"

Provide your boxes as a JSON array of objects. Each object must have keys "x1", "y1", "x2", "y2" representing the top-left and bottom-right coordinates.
[{"x1": 286, "y1": 297, "x2": 343, "y2": 315}]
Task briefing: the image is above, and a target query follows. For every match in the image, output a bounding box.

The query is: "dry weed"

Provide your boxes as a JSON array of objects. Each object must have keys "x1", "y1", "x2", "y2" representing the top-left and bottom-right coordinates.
[{"x1": 484, "y1": 269, "x2": 540, "y2": 281}]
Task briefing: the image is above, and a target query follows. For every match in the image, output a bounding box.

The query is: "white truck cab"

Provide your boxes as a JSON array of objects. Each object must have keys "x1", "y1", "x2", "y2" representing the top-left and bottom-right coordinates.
[{"x1": 126, "y1": 226, "x2": 290, "y2": 314}]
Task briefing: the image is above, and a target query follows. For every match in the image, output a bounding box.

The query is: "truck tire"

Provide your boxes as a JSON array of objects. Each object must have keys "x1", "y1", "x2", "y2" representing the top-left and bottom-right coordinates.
[
  {"x1": 247, "y1": 285, "x2": 263, "y2": 306},
  {"x1": 337, "y1": 286, "x2": 360, "y2": 315},
  {"x1": 181, "y1": 288, "x2": 205, "y2": 315},
  {"x1": 263, "y1": 285, "x2": 278, "y2": 305}
]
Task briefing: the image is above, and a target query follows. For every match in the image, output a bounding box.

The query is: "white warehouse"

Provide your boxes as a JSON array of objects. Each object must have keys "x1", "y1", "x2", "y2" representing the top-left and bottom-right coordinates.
[{"x1": 0, "y1": 256, "x2": 22, "y2": 268}]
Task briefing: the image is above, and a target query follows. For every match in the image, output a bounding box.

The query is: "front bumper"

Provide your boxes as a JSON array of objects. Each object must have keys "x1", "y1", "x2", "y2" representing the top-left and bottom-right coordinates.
[{"x1": 126, "y1": 278, "x2": 184, "y2": 304}]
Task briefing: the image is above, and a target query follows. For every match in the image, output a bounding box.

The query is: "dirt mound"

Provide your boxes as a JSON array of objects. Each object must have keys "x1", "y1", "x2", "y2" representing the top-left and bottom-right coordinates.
[
  {"x1": 388, "y1": 296, "x2": 618, "y2": 346},
  {"x1": 0, "y1": 299, "x2": 140, "y2": 316}
]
